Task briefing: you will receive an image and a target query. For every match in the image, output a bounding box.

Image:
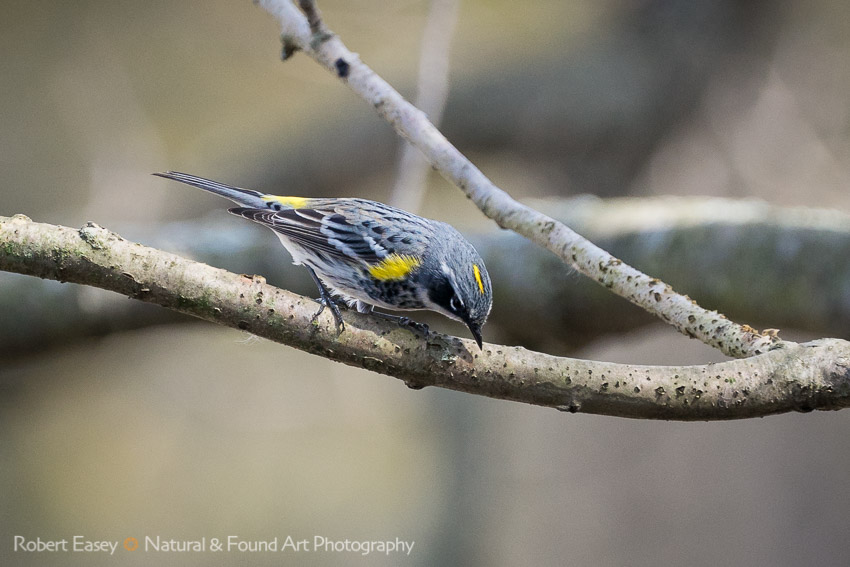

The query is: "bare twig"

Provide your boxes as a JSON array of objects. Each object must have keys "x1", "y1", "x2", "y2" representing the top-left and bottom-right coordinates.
[
  {"x1": 297, "y1": 0, "x2": 328, "y2": 40},
  {"x1": 256, "y1": 0, "x2": 784, "y2": 358},
  {"x1": 2, "y1": 214, "x2": 848, "y2": 420}
]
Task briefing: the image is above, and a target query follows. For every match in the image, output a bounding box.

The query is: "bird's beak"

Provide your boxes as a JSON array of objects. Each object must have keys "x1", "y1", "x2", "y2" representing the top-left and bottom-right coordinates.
[{"x1": 466, "y1": 321, "x2": 483, "y2": 350}]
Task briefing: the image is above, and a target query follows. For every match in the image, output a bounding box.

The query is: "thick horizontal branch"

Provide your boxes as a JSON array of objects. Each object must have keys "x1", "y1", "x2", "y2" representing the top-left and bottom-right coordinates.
[
  {"x1": 2, "y1": 214, "x2": 849, "y2": 420},
  {"x1": 257, "y1": 0, "x2": 782, "y2": 359}
]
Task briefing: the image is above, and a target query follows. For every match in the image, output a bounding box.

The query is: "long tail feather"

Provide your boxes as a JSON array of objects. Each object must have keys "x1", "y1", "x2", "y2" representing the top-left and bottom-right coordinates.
[{"x1": 153, "y1": 171, "x2": 269, "y2": 208}]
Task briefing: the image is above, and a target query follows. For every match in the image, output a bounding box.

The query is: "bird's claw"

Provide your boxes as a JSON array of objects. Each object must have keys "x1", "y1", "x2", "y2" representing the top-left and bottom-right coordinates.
[
  {"x1": 398, "y1": 317, "x2": 430, "y2": 336},
  {"x1": 372, "y1": 312, "x2": 429, "y2": 337},
  {"x1": 312, "y1": 296, "x2": 345, "y2": 335},
  {"x1": 307, "y1": 267, "x2": 344, "y2": 335}
]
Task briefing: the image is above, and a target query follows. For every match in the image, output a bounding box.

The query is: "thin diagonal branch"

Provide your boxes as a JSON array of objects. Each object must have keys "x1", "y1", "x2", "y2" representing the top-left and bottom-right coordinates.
[
  {"x1": 257, "y1": 0, "x2": 784, "y2": 358},
  {"x1": 2, "y1": 214, "x2": 849, "y2": 420}
]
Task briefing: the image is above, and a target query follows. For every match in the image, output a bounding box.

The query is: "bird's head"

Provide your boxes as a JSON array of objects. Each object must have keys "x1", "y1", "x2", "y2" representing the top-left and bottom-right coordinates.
[{"x1": 419, "y1": 227, "x2": 492, "y2": 348}]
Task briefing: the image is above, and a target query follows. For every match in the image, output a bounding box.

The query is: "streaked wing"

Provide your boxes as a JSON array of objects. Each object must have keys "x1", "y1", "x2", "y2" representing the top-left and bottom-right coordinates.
[{"x1": 228, "y1": 205, "x2": 386, "y2": 264}]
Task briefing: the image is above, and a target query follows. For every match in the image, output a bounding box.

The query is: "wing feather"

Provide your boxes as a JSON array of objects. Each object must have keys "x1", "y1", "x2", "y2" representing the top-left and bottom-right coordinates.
[{"x1": 228, "y1": 206, "x2": 388, "y2": 264}]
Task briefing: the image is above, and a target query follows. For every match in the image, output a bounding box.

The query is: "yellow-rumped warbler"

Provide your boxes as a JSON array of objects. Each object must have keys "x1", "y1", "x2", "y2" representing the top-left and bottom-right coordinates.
[{"x1": 154, "y1": 172, "x2": 492, "y2": 347}]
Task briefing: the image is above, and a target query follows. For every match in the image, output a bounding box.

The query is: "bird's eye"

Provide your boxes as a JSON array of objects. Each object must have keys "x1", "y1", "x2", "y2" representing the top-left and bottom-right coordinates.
[{"x1": 449, "y1": 296, "x2": 461, "y2": 312}]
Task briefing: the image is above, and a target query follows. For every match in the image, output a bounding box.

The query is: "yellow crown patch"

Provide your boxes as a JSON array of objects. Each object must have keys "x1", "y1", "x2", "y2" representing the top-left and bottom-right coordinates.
[
  {"x1": 261, "y1": 195, "x2": 309, "y2": 209},
  {"x1": 473, "y1": 264, "x2": 485, "y2": 294}
]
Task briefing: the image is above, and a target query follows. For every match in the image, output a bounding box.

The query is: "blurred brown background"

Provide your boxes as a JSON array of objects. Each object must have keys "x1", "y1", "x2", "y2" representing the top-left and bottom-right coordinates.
[{"x1": 2, "y1": 0, "x2": 850, "y2": 565}]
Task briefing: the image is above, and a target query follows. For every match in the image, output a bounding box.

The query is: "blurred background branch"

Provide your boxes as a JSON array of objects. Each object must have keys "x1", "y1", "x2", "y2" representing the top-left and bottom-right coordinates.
[
  {"x1": 389, "y1": 0, "x2": 459, "y2": 212},
  {"x1": 2, "y1": 196, "x2": 849, "y2": 358}
]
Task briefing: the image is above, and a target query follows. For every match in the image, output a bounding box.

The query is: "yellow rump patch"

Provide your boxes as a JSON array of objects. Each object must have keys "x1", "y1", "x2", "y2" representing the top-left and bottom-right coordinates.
[
  {"x1": 368, "y1": 254, "x2": 422, "y2": 281},
  {"x1": 473, "y1": 264, "x2": 485, "y2": 294},
  {"x1": 261, "y1": 195, "x2": 309, "y2": 209}
]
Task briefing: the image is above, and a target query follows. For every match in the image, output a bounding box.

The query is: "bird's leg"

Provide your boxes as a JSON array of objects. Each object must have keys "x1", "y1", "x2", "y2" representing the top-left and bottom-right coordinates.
[
  {"x1": 371, "y1": 311, "x2": 430, "y2": 336},
  {"x1": 306, "y1": 267, "x2": 344, "y2": 334}
]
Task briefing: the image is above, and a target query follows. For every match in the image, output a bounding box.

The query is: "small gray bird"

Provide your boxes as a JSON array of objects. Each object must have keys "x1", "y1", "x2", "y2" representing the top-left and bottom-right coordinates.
[{"x1": 154, "y1": 172, "x2": 492, "y2": 347}]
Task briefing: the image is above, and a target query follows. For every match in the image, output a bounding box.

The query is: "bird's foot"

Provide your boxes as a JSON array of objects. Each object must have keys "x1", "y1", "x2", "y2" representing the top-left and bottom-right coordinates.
[
  {"x1": 307, "y1": 267, "x2": 345, "y2": 334},
  {"x1": 311, "y1": 295, "x2": 345, "y2": 335}
]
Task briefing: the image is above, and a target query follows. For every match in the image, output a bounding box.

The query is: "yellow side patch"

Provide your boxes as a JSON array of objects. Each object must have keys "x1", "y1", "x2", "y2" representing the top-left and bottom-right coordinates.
[
  {"x1": 473, "y1": 264, "x2": 485, "y2": 294},
  {"x1": 368, "y1": 254, "x2": 422, "y2": 281},
  {"x1": 262, "y1": 195, "x2": 309, "y2": 209}
]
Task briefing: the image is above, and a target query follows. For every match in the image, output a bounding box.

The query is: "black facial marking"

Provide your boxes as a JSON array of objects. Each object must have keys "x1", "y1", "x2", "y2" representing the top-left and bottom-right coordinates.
[{"x1": 427, "y1": 274, "x2": 461, "y2": 316}]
